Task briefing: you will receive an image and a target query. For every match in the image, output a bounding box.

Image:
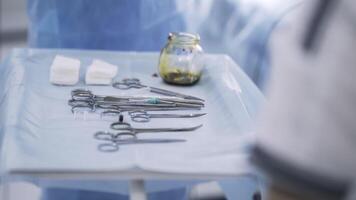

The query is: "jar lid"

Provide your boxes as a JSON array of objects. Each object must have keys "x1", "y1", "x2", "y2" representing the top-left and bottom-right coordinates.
[{"x1": 168, "y1": 32, "x2": 200, "y2": 44}]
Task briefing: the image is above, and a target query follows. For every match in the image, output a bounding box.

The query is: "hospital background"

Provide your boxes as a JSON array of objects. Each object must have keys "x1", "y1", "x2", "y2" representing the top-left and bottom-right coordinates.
[
  {"x1": 1, "y1": 0, "x2": 355, "y2": 200},
  {"x1": 0, "y1": 0, "x2": 303, "y2": 199}
]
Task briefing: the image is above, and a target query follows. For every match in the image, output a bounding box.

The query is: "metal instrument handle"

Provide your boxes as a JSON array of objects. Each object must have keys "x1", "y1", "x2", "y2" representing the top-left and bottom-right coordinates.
[
  {"x1": 131, "y1": 114, "x2": 150, "y2": 123},
  {"x1": 113, "y1": 132, "x2": 137, "y2": 142},
  {"x1": 147, "y1": 114, "x2": 188, "y2": 118},
  {"x1": 112, "y1": 82, "x2": 134, "y2": 90},
  {"x1": 71, "y1": 104, "x2": 95, "y2": 113},
  {"x1": 71, "y1": 89, "x2": 94, "y2": 100},
  {"x1": 122, "y1": 78, "x2": 140, "y2": 83},
  {"x1": 110, "y1": 122, "x2": 133, "y2": 131},
  {"x1": 68, "y1": 99, "x2": 94, "y2": 107},
  {"x1": 113, "y1": 78, "x2": 147, "y2": 90},
  {"x1": 129, "y1": 110, "x2": 147, "y2": 116},
  {"x1": 101, "y1": 110, "x2": 121, "y2": 116},
  {"x1": 98, "y1": 143, "x2": 119, "y2": 152},
  {"x1": 134, "y1": 124, "x2": 203, "y2": 133},
  {"x1": 149, "y1": 87, "x2": 204, "y2": 102},
  {"x1": 94, "y1": 131, "x2": 114, "y2": 141}
]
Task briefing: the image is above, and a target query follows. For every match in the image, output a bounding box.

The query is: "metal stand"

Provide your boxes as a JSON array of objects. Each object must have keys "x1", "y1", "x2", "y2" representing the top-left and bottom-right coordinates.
[{"x1": 129, "y1": 180, "x2": 147, "y2": 200}]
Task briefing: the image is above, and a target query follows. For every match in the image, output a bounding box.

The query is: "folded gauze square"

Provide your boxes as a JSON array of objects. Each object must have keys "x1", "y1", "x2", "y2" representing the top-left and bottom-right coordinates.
[
  {"x1": 50, "y1": 55, "x2": 81, "y2": 85},
  {"x1": 85, "y1": 59, "x2": 118, "y2": 85}
]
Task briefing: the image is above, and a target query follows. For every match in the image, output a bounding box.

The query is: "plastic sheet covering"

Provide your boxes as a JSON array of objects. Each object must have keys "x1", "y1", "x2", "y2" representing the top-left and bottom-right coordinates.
[
  {"x1": 0, "y1": 48, "x2": 263, "y2": 194},
  {"x1": 27, "y1": 0, "x2": 298, "y2": 88}
]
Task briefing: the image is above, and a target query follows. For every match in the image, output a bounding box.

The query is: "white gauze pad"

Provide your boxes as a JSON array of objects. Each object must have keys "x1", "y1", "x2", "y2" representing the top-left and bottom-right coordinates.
[
  {"x1": 85, "y1": 59, "x2": 118, "y2": 85},
  {"x1": 50, "y1": 55, "x2": 81, "y2": 85}
]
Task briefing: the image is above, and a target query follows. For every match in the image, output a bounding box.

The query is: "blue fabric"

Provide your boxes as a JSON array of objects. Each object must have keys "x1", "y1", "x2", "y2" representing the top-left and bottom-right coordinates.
[
  {"x1": 27, "y1": 0, "x2": 185, "y2": 51},
  {"x1": 219, "y1": 176, "x2": 260, "y2": 200},
  {"x1": 41, "y1": 187, "x2": 187, "y2": 200}
]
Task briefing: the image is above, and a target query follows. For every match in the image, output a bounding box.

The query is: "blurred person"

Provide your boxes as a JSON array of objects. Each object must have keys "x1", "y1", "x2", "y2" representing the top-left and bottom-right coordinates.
[{"x1": 252, "y1": 0, "x2": 356, "y2": 199}]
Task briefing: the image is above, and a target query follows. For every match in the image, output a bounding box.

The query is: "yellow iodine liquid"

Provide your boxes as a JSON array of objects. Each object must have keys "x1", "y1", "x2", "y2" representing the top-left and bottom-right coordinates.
[{"x1": 158, "y1": 32, "x2": 204, "y2": 86}]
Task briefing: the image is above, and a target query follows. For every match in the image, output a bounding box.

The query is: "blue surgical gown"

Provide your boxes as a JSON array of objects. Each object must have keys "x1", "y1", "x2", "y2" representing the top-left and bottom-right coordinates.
[{"x1": 27, "y1": 0, "x2": 185, "y2": 51}]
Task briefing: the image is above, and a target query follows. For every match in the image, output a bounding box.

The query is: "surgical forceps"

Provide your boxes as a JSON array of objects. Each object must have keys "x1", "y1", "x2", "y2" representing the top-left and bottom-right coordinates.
[
  {"x1": 128, "y1": 110, "x2": 207, "y2": 122},
  {"x1": 70, "y1": 89, "x2": 204, "y2": 106},
  {"x1": 110, "y1": 121, "x2": 203, "y2": 133},
  {"x1": 71, "y1": 89, "x2": 157, "y2": 102},
  {"x1": 94, "y1": 131, "x2": 186, "y2": 152},
  {"x1": 112, "y1": 78, "x2": 204, "y2": 101},
  {"x1": 70, "y1": 103, "x2": 203, "y2": 115}
]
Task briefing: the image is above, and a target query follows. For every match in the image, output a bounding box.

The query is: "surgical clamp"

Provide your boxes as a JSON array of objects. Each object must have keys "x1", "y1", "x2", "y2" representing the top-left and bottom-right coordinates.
[
  {"x1": 128, "y1": 110, "x2": 207, "y2": 122},
  {"x1": 94, "y1": 131, "x2": 186, "y2": 152},
  {"x1": 110, "y1": 121, "x2": 203, "y2": 133},
  {"x1": 112, "y1": 78, "x2": 204, "y2": 101}
]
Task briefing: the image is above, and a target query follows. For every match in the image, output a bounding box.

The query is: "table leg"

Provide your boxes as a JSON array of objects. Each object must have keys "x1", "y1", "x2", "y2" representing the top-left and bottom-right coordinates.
[
  {"x1": 129, "y1": 180, "x2": 147, "y2": 200},
  {"x1": 219, "y1": 176, "x2": 261, "y2": 200}
]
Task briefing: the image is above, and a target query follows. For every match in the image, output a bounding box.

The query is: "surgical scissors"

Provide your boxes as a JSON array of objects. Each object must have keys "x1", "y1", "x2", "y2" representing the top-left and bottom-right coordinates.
[
  {"x1": 110, "y1": 121, "x2": 203, "y2": 133},
  {"x1": 71, "y1": 103, "x2": 203, "y2": 115},
  {"x1": 94, "y1": 131, "x2": 186, "y2": 152},
  {"x1": 71, "y1": 89, "x2": 154, "y2": 102},
  {"x1": 129, "y1": 110, "x2": 207, "y2": 122},
  {"x1": 112, "y1": 78, "x2": 204, "y2": 101},
  {"x1": 69, "y1": 100, "x2": 122, "y2": 113}
]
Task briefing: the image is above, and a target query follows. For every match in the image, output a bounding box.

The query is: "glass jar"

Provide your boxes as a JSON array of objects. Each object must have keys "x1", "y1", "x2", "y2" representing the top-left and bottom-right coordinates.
[{"x1": 158, "y1": 32, "x2": 204, "y2": 85}]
